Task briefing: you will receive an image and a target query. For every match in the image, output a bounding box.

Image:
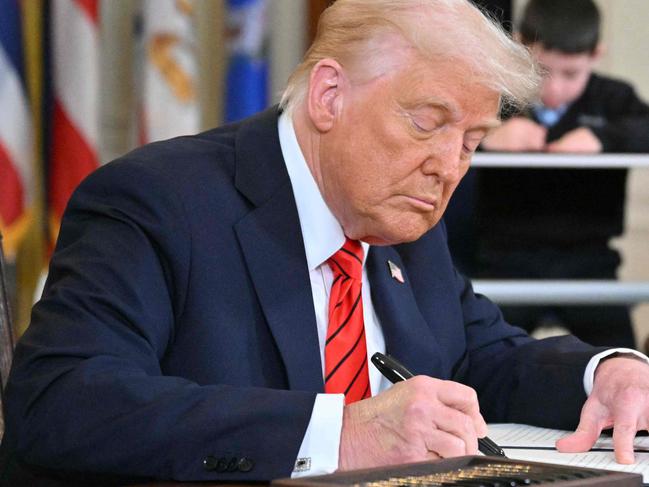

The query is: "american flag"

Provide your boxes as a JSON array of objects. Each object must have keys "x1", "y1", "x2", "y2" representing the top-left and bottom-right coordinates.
[
  {"x1": 388, "y1": 260, "x2": 405, "y2": 284},
  {"x1": 0, "y1": 0, "x2": 34, "y2": 259},
  {"x1": 48, "y1": 0, "x2": 101, "y2": 244}
]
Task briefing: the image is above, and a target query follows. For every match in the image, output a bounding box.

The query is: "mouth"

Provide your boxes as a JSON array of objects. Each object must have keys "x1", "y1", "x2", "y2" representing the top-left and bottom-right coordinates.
[{"x1": 404, "y1": 195, "x2": 437, "y2": 210}]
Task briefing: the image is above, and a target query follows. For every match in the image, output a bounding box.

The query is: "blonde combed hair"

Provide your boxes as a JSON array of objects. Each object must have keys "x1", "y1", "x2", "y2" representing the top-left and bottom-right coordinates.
[{"x1": 280, "y1": 0, "x2": 540, "y2": 116}]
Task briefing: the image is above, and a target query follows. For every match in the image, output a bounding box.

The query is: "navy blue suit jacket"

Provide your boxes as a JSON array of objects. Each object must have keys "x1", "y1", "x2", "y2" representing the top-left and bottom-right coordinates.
[{"x1": 1, "y1": 108, "x2": 601, "y2": 483}]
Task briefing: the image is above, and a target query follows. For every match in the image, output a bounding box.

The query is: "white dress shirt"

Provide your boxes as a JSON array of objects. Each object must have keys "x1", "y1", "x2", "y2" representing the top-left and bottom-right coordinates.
[
  {"x1": 278, "y1": 113, "x2": 390, "y2": 476},
  {"x1": 276, "y1": 112, "x2": 649, "y2": 477}
]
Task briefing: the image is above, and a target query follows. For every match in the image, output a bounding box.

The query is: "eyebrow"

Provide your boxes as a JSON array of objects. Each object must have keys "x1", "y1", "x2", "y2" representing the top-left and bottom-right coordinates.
[
  {"x1": 405, "y1": 97, "x2": 454, "y2": 115},
  {"x1": 406, "y1": 98, "x2": 501, "y2": 133},
  {"x1": 470, "y1": 118, "x2": 502, "y2": 133},
  {"x1": 415, "y1": 98, "x2": 502, "y2": 132}
]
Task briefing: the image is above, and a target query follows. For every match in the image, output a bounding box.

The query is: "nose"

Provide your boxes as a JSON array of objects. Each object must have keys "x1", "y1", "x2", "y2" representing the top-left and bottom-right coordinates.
[
  {"x1": 541, "y1": 76, "x2": 563, "y2": 108},
  {"x1": 421, "y1": 130, "x2": 464, "y2": 183}
]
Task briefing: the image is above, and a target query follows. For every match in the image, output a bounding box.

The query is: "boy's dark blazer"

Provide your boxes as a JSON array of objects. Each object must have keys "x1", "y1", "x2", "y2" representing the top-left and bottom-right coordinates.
[{"x1": 0, "y1": 108, "x2": 601, "y2": 483}]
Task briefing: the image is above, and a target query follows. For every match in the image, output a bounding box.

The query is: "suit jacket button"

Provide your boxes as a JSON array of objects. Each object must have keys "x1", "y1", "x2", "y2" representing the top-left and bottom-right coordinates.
[
  {"x1": 203, "y1": 455, "x2": 218, "y2": 471},
  {"x1": 227, "y1": 457, "x2": 239, "y2": 472},
  {"x1": 238, "y1": 457, "x2": 254, "y2": 472},
  {"x1": 216, "y1": 457, "x2": 229, "y2": 472}
]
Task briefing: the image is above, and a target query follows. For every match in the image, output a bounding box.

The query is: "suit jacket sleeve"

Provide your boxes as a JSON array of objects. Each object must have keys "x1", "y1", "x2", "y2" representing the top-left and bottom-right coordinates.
[
  {"x1": 457, "y1": 268, "x2": 605, "y2": 429},
  {"x1": 2, "y1": 159, "x2": 315, "y2": 482},
  {"x1": 400, "y1": 223, "x2": 606, "y2": 431}
]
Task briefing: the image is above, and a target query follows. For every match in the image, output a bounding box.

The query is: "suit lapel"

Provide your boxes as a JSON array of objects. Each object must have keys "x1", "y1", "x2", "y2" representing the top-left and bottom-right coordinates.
[
  {"x1": 231, "y1": 108, "x2": 447, "y2": 390},
  {"x1": 233, "y1": 108, "x2": 323, "y2": 393},
  {"x1": 368, "y1": 246, "x2": 445, "y2": 378}
]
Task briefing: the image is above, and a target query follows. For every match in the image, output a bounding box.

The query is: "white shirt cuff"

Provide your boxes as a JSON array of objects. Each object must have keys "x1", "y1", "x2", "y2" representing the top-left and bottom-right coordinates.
[
  {"x1": 583, "y1": 348, "x2": 649, "y2": 395},
  {"x1": 291, "y1": 393, "x2": 344, "y2": 478}
]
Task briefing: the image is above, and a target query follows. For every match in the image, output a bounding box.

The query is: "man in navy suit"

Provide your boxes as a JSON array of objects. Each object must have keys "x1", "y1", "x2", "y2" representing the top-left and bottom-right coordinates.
[{"x1": 2, "y1": 0, "x2": 649, "y2": 484}]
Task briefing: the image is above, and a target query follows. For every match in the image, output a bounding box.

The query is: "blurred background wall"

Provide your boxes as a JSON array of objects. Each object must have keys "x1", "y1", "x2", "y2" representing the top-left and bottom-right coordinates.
[{"x1": 588, "y1": 0, "x2": 649, "y2": 347}]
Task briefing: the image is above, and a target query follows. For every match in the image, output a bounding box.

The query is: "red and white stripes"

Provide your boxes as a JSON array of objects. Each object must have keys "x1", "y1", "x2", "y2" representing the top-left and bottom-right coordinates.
[
  {"x1": 0, "y1": 3, "x2": 34, "y2": 258},
  {"x1": 49, "y1": 0, "x2": 100, "y2": 235}
]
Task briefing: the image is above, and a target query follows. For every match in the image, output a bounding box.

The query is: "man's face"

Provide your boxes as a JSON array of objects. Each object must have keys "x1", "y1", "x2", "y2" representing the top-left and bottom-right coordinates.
[
  {"x1": 533, "y1": 44, "x2": 596, "y2": 109},
  {"x1": 316, "y1": 56, "x2": 500, "y2": 245}
]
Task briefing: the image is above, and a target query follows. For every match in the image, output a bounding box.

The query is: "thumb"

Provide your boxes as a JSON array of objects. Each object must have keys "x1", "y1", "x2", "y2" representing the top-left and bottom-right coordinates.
[{"x1": 556, "y1": 412, "x2": 602, "y2": 453}]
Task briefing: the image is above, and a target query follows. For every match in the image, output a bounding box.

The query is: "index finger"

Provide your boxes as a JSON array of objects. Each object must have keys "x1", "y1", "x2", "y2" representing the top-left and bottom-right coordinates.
[
  {"x1": 608, "y1": 394, "x2": 645, "y2": 465},
  {"x1": 436, "y1": 380, "x2": 486, "y2": 436},
  {"x1": 436, "y1": 380, "x2": 480, "y2": 413}
]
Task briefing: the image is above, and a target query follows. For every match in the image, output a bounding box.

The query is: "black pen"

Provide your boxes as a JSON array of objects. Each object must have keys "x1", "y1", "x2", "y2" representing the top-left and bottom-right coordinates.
[{"x1": 370, "y1": 352, "x2": 507, "y2": 458}]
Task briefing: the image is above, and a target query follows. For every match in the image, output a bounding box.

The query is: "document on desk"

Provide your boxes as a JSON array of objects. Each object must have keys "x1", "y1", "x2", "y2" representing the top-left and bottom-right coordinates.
[{"x1": 489, "y1": 423, "x2": 649, "y2": 483}]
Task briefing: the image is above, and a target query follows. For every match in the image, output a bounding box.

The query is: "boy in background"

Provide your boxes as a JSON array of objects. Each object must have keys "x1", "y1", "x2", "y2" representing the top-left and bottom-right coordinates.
[{"x1": 476, "y1": 0, "x2": 649, "y2": 348}]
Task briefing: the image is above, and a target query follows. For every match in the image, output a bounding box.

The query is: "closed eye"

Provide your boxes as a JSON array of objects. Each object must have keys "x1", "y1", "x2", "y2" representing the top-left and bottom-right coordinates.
[
  {"x1": 410, "y1": 117, "x2": 440, "y2": 133},
  {"x1": 405, "y1": 107, "x2": 446, "y2": 134},
  {"x1": 460, "y1": 145, "x2": 476, "y2": 160},
  {"x1": 463, "y1": 130, "x2": 489, "y2": 154},
  {"x1": 463, "y1": 141, "x2": 480, "y2": 154},
  {"x1": 411, "y1": 119, "x2": 426, "y2": 132}
]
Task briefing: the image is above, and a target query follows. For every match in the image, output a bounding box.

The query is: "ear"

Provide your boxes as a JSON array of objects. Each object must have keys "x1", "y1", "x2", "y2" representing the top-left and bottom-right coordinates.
[
  {"x1": 307, "y1": 59, "x2": 345, "y2": 133},
  {"x1": 591, "y1": 42, "x2": 606, "y2": 63}
]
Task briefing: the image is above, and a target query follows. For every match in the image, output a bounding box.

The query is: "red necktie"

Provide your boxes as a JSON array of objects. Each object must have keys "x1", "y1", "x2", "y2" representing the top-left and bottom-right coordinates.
[{"x1": 324, "y1": 238, "x2": 370, "y2": 404}]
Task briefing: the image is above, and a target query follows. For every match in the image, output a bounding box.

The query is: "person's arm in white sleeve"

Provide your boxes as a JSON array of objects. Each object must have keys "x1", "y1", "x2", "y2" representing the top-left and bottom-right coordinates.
[
  {"x1": 292, "y1": 394, "x2": 344, "y2": 477},
  {"x1": 583, "y1": 348, "x2": 649, "y2": 395}
]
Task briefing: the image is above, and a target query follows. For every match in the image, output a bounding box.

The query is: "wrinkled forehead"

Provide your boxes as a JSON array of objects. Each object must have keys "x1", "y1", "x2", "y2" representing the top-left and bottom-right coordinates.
[
  {"x1": 404, "y1": 62, "x2": 500, "y2": 121},
  {"x1": 340, "y1": 24, "x2": 509, "y2": 112},
  {"x1": 344, "y1": 42, "x2": 502, "y2": 124}
]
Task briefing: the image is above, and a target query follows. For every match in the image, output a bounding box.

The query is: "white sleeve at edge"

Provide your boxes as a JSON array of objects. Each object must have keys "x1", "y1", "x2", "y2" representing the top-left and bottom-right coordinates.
[
  {"x1": 291, "y1": 393, "x2": 344, "y2": 478},
  {"x1": 583, "y1": 348, "x2": 649, "y2": 395}
]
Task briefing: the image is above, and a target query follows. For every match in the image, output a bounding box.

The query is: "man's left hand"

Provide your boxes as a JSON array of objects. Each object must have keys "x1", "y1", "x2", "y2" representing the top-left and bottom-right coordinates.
[
  {"x1": 545, "y1": 127, "x2": 603, "y2": 153},
  {"x1": 556, "y1": 356, "x2": 649, "y2": 464}
]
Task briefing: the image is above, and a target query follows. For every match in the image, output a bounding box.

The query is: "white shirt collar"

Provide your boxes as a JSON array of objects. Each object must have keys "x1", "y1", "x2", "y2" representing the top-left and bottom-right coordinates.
[{"x1": 278, "y1": 112, "x2": 369, "y2": 271}]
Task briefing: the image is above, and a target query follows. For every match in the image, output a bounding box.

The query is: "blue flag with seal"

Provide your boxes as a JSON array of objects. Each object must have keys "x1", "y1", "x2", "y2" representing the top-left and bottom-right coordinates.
[{"x1": 225, "y1": 0, "x2": 269, "y2": 122}]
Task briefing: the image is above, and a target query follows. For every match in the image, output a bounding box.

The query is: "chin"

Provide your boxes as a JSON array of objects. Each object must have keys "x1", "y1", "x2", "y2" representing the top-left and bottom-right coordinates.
[
  {"x1": 366, "y1": 222, "x2": 435, "y2": 246},
  {"x1": 542, "y1": 100, "x2": 563, "y2": 109}
]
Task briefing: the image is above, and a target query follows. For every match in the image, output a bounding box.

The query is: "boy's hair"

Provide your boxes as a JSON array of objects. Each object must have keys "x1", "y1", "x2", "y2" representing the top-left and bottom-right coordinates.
[{"x1": 519, "y1": 0, "x2": 600, "y2": 54}]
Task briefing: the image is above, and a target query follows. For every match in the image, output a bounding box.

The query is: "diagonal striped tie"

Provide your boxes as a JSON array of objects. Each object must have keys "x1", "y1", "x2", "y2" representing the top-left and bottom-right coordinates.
[{"x1": 324, "y1": 238, "x2": 370, "y2": 404}]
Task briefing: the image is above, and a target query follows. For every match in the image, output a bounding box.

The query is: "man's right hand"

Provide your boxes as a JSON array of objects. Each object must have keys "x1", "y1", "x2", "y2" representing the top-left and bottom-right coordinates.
[
  {"x1": 338, "y1": 376, "x2": 487, "y2": 470},
  {"x1": 480, "y1": 117, "x2": 547, "y2": 152}
]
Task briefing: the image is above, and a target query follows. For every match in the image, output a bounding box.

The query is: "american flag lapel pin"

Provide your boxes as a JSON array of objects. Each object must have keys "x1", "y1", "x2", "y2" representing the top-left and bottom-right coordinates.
[{"x1": 387, "y1": 260, "x2": 405, "y2": 283}]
